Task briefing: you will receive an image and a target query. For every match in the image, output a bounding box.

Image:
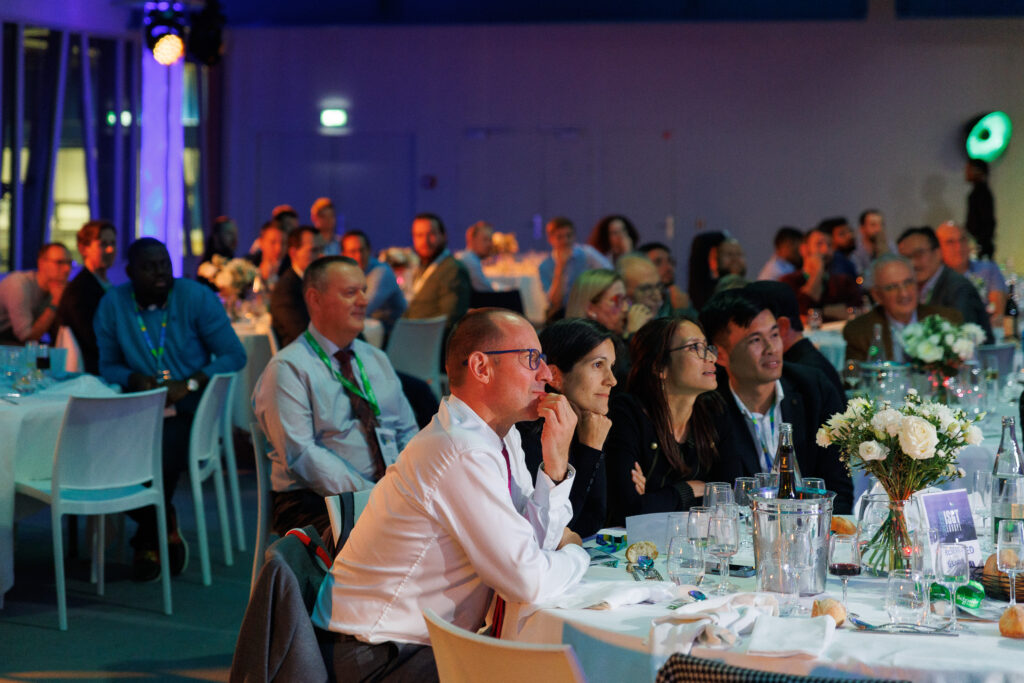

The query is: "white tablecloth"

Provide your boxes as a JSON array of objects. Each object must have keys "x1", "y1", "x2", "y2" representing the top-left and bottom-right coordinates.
[
  {"x1": 483, "y1": 254, "x2": 548, "y2": 325},
  {"x1": 1, "y1": 375, "x2": 119, "y2": 605},
  {"x1": 806, "y1": 329, "x2": 847, "y2": 372}
]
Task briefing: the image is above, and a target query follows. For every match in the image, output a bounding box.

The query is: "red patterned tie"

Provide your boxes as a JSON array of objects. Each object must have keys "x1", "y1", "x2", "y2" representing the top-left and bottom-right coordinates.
[
  {"x1": 335, "y1": 349, "x2": 387, "y2": 481},
  {"x1": 492, "y1": 444, "x2": 513, "y2": 638}
]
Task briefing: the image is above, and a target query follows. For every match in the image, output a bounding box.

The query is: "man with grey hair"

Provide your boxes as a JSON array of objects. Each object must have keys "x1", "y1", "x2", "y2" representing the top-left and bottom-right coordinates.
[
  {"x1": 617, "y1": 252, "x2": 665, "y2": 317},
  {"x1": 254, "y1": 255, "x2": 418, "y2": 536},
  {"x1": 843, "y1": 253, "x2": 962, "y2": 362}
]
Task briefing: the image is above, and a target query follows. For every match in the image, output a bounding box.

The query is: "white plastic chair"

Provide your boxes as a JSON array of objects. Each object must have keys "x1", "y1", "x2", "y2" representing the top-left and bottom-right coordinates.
[
  {"x1": 324, "y1": 488, "x2": 374, "y2": 550},
  {"x1": 423, "y1": 608, "x2": 586, "y2": 683},
  {"x1": 14, "y1": 388, "x2": 171, "y2": 630},
  {"x1": 386, "y1": 315, "x2": 448, "y2": 399},
  {"x1": 188, "y1": 373, "x2": 235, "y2": 586},
  {"x1": 221, "y1": 374, "x2": 247, "y2": 553},
  {"x1": 249, "y1": 420, "x2": 274, "y2": 595}
]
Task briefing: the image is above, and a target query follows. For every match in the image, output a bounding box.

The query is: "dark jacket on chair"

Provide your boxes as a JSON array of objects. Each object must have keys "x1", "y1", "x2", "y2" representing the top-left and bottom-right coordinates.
[{"x1": 270, "y1": 268, "x2": 308, "y2": 349}]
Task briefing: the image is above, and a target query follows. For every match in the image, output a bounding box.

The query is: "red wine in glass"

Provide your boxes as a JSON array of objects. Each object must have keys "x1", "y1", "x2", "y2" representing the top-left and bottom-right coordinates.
[{"x1": 829, "y1": 562, "x2": 861, "y2": 577}]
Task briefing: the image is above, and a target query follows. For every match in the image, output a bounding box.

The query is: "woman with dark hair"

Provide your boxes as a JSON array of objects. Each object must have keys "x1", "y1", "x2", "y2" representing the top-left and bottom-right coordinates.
[
  {"x1": 202, "y1": 216, "x2": 239, "y2": 263},
  {"x1": 687, "y1": 231, "x2": 726, "y2": 311},
  {"x1": 604, "y1": 316, "x2": 723, "y2": 524},
  {"x1": 519, "y1": 318, "x2": 617, "y2": 536},
  {"x1": 588, "y1": 215, "x2": 639, "y2": 263}
]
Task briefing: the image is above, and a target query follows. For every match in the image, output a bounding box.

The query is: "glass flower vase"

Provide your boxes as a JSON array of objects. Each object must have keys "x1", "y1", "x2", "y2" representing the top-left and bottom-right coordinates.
[{"x1": 857, "y1": 494, "x2": 920, "y2": 576}]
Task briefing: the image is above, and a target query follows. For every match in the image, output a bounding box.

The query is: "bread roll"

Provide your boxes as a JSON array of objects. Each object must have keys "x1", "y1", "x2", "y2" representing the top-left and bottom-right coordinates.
[
  {"x1": 812, "y1": 598, "x2": 847, "y2": 627},
  {"x1": 625, "y1": 541, "x2": 658, "y2": 564},
  {"x1": 830, "y1": 517, "x2": 857, "y2": 536},
  {"x1": 999, "y1": 605, "x2": 1024, "y2": 639}
]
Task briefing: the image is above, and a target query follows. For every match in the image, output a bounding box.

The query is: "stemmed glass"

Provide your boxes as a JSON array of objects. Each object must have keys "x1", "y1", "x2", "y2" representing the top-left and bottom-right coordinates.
[
  {"x1": 687, "y1": 506, "x2": 711, "y2": 570},
  {"x1": 842, "y1": 360, "x2": 862, "y2": 394},
  {"x1": 666, "y1": 512, "x2": 688, "y2": 541},
  {"x1": 997, "y1": 520, "x2": 1024, "y2": 606},
  {"x1": 803, "y1": 478, "x2": 826, "y2": 494},
  {"x1": 828, "y1": 534, "x2": 860, "y2": 607},
  {"x1": 707, "y1": 513, "x2": 739, "y2": 595},
  {"x1": 935, "y1": 543, "x2": 970, "y2": 631},
  {"x1": 886, "y1": 569, "x2": 928, "y2": 627},
  {"x1": 733, "y1": 477, "x2": 756, "y2": 550},
  {"x1": 783, "y1": 529, "x2": 812, "y2": 616},
  {"x1": 754, "y1": 472, "x2": 778, "y2": 493},
  {"x1": 705, "y1": 482, "x2": 733, "y2": 513},
  {"x1": 666, "y1": 535, "x2": 705, "y2": 587},
  {"x1": 972, "y1": 471, "x2": 994, "y2": 540}
]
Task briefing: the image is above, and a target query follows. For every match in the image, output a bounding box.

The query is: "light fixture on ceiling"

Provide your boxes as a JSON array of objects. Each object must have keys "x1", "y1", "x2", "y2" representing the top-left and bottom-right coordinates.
[
  {"x1": 320, "y1": 108, "x2": 349, "y2": 128},
  {"x1": 144, "y1": 1, "x2": 187, "y2": 66}
]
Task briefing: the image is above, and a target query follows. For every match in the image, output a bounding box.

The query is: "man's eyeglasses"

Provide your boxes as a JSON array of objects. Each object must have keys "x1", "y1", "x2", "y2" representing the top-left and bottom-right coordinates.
[
  {"x1": 462, "y1": 348, "x2": 547, "y2": 371},
  {"x1": 878, "y1": 278, "x2": 917, "y2": 295},
  {"x1": 669, "y1": 341, "x2": 718, "y2": 361}
]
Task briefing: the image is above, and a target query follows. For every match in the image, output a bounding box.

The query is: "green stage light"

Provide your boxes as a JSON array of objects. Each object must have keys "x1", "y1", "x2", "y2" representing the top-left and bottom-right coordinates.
[{"x1": 966, "y1": 111, "x2": 1012, "y2": 162}]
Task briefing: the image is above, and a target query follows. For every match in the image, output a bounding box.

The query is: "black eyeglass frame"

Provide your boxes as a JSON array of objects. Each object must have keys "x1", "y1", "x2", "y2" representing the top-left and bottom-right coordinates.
[
  {"x1": 461, "y1": 348, "x2": 547, "y2": 370},
  {"x1": 668, "y1": 341, "x2": 718, "y2": 361}
]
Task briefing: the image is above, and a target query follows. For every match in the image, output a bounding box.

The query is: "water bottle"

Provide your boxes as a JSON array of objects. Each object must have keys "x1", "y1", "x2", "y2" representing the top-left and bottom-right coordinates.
[{"x1": 992, "y1": 417, "x2": 1024, "y2": 532}]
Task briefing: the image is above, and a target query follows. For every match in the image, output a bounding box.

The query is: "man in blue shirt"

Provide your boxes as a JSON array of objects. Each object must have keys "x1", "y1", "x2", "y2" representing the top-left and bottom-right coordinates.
[
  {"x1": 456, "y1": 221, "x2": 496, "y2": 292},
  {"x1": 95, "y1": 238, "x2": 247, "y2": 581},
  {"x1": 340, "y1": 229, "x2": 407, "y2": 333},
  {"x1": 538, "y1": 217, "x2": 611, "y2": 319}
]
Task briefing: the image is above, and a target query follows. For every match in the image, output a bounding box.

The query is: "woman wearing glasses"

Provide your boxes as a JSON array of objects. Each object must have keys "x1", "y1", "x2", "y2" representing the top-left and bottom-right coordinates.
[
  {"x1": 605, "y1": 316, "x2": 724, "y2": 524},
  {"x1": 519, "y1": 318, "x2": 618, "y2": 537}
]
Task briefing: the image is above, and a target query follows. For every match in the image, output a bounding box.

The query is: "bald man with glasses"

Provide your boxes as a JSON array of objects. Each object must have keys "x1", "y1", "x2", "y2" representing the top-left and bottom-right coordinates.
[{"x1": 0, "y1": 243, "x2": 72, "y2": 344}]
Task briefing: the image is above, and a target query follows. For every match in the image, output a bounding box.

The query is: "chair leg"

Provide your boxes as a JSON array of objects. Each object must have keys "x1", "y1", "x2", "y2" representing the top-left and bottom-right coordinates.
[
  {"x1": 154, "y1": 501, "x2": 173, "y2": 616},
  {"x1": 51, "y1": 507, "x2": 67, "y2": 631},
  {"x1": 212, "y1": 464, "x2": 233, "y2": 567},
  {"x1": 95, "y1": 514, "x2": 105, "y2": 596},
  {"x1": 221, "y1": 430, "x2": 247, "y2": 552},
  {"x1": 192, "y1": 473, "x2": 212, "y2": 586}
]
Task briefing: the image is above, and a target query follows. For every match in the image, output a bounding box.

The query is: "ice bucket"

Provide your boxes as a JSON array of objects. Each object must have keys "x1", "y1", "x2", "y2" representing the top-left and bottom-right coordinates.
[{"x1": 752, "y1": 489, "x2": 835, "y2": 595}]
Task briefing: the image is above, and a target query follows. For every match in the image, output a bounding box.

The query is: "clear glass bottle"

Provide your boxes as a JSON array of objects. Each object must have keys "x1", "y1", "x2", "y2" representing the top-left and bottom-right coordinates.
[
  {"x1": 992, "y1": 417, "x2": 1024, "y2": 532},
  {"x1": 868, "y1": 323, "x2": 886, "y2": 363}
]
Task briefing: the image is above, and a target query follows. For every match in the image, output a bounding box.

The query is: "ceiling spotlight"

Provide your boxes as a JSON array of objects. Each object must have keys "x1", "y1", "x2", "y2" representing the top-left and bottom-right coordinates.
[
  {"x1": 320, "y1": 108, "x2": 349, "y2": 128},
  {"x1": 144, "y1": 1, "x2": 187, "y2": 66}
]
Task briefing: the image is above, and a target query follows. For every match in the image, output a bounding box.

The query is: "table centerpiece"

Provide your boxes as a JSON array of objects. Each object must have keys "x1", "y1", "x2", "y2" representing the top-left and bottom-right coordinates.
[
  {"x1": 197, "y1": 255, "x2": 259, "y2": 319},
  {"x1": 899, "y1": 314, "x2": 986, "y2": 402},
  {"x1": 816, "y1": 390, "x2": 983, "y2": 574}
]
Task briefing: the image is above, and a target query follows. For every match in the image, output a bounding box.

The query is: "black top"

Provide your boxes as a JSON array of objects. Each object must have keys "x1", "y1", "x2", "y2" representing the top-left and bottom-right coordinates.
[
  {"x1": 270, "y1": 268, "x2": 308, "y2": 348},
  {"x1": 966, "y1": 181, "x2": 995, "y2": 247},
  {"x1": 57, "y1": 268, "x2": 107, "y2": 374},
  {"x1": 604, "y1": 393, "x2": 706, "y2": 526},
  {"x1": 519, "y1": 419, "x2": 608, "y2": 537},
  {"x1": 784, "y1": 337, "x2": 845, "y2": 400}
]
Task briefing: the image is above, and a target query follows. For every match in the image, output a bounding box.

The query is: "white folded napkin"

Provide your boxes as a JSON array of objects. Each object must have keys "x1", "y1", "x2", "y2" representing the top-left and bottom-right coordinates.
[
  {"x1": 648, "y1": 592, "x2": 779, "y2": 656},
  {"x1": 747, "y1": 614, "x2": 836, "y2": 658},
  {"x1": 546, "y1": 580, "x2": 678, "y2": 611}
]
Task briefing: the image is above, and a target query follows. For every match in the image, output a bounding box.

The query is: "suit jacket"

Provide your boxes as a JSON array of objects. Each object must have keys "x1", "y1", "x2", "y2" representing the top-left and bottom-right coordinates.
[
  {"x1": 707, "y1": 363, "x2": 853, "y2": 513},
  {"x1": 403, "y1": 254, "x2": 470, "y2": 327},
  {"x1": 843, "y1": 304, "x2": 962, "y2": 362},
  {"x1": 270, "y1": 268, "x2": 308, "y2": 348},
  {"x1": 784, "y1": 337, "x2": 844, "y2": 400},
  {"x1": 57, "y1": 268, "x2": 107, "y2": 374},
  {"x1": 928, "y1": 266, "x2": 994, "y2": 343}
]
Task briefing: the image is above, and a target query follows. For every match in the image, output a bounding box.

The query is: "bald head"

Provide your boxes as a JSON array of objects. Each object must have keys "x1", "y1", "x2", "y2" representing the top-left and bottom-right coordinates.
[
  {"x1": 617, "y1": 253, "x2": 663, "y2": 311},
  {"x1": 446, "y1": 309, "x2": 520, "y2": 387}
]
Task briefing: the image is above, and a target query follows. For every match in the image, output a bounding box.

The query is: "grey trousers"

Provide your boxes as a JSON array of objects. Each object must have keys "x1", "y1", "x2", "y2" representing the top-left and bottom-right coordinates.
[{"x1": 315, "y1": 627, "x2": 439, "y2": 683}]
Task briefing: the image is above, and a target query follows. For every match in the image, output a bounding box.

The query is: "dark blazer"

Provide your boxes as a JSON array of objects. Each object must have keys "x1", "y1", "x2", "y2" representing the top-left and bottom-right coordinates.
[
  {"x1": 404, "y1": 255, "x2": 471, "y2": 327},
  {"x1": 784, "y1": 337, "x2": 844, "y2": 399},
  {"x1": 780, "y1": 271, "x2": 861, "y2": 319},
  {"x1": 604, "y1": 393, "x2": 712, "y2": 526},
  {"x1": 928, "y1": 266, "x2": 994, "y2": 343},
  {"x1": 843, "y1": 304, "x2": 962, "y2": 362},
  {"x1": 57, "y1": 268, "x2": 107, "y2": 374},
  {"x1": 270, "y1": 268, "x2": 308, "y2": 348},
  {"x1": 708, "y1": 363, "x2": 853, "y2": 513},
  {"x1": 519, "y1": 420, "x2": 607, "y2": 537}
]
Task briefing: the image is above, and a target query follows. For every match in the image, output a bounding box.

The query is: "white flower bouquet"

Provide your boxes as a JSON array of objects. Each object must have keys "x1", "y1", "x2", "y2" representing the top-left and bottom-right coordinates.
[
  {"x1": 198, "y1": 255, "x2": 258, "y2": 298},
  {"x1": 816, "y1": 390, "x2": 983, "y2": 572},
  {"x1": 899, "y1": 314, "x2": 986, "y2": 376},
  {"x1": 492, "y1": 231, "x2": 519, "y2": 255}
]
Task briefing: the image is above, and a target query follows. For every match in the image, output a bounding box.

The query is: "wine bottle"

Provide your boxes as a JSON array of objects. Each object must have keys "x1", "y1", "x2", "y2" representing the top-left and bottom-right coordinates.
[
  {"x1": 867, "y1": 323, "x2": 885, "y2": 363},
  {"x1": 775, "y1": 422, "x2": 801, "y2": 499},
  {"x1": 1004, "y1": 282, "x2": 1019, "y2": 342}
]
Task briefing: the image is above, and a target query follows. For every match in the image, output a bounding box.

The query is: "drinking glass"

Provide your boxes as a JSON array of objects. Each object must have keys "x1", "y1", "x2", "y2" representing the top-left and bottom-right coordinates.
[
  {"x1": 935, "y1": 543, "x2": 970, "y2": 631},
  {"x1": 666, "y1": 512, "x2": 689, "y2": 542},
  {"x1": 997, "y1": 519, "x2": 1024, "y2": 606},
  {"x1": 842, "y1": 360, "x2": 862, "y2": 394},
  {"x1": 705, "y1": 482, "x2": 734, "y2": 512},
  {"x1": 754, "y1": 472, "x2": 778, "y2": 493},
  {"x1": 828, "y1": 533, "x2": 860, "y2": 606},
  {"x1": 886, "y1": 569, "x2": 927, "y2": 626},
  {"x1": 803, "y1": 478, "x2": 826, "y2": 494},
  {"x1": 708, "y1": 514, "x2": 739, "y2": 595},
  {"x1": 686, "y1": 506, "x2": 711, "y2": 541},
  {"x1": 667, "y1": 535, "x2": 705, "y2": 587},
  {"x1": 733, "y1": 477, "x2": 756, "y2": 550},
  {"x1": 782, "y1": 529, "x2": 812, "y2": 616},
  {"x1": 973, "y1": 471, "x2": 994, "y2": 537}
]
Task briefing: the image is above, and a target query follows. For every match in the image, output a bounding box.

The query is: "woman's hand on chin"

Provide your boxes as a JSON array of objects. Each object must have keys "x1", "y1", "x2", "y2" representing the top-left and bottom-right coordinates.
[{"x1": 576, "y1": 408, "x2": 612, "y2": 450}]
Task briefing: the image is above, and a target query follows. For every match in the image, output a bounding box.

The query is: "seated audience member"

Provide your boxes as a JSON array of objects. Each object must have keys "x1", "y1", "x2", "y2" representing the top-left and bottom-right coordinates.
[
  {"x1": 818, "y1": 217, "x2": 858, "y2": 279},
  {"x1": 272, "y1": 204, "x2": 299, "y2": 234},
  {"x1": 936, "y1": 220, "x2": 1006, "y2": 330},
  {"x1": 341, "y1": 229, "x2": 407, "y2": 333},
  {"x1": 311, "y1": 309, "x2": 589, "y2": 679},
  {"x1": 745, "y1": 280, "x2": 844, "y2": 398},
  {"x1": 699, "y1": 289, "x2": 853, "y2": 513},
  {"x1": 617, "y1": 253, "x2": 666, "y2": 317},
  {"x1": 638, "y1": 242, "x2": 693, "y2": 314},
  {"x1": 850, "y1": 209, "x2": 895, "y2": 277},
  {"x1": 539, "y1": 217, "x2": 612, "y2": 318},
  {"x1": 57, "y1": 220, "x2": 117, "y2": 374},
  {"x1": 566, "y1": 269, "x2": 642, "y2": 387},
  {"x1": 588, "y1": 214, "x2": 639, "y2": 264},
  {"x1": 456, "y1": 220, "x2": 496, "y2": 291},
  {"x1": 201, "y1": 216, "x2": 238, "y2": 263},
  {"x1": 688, "y1": 232, "x2": 746, "y2": 310},
  {"x1": 843, "y1": 254, "x2": 962, "y2": 362},
  {"x1": 404, "y1": 213, "x2": 471, "y2": 331},
  {"x1": 605, "y1": 317, "x2": 723, "y2": 525},
  {"x1": 756, "y1": 227, "x2": 802, "y2": 281},
  {"x1": 254, "y1": 256, "x2": 419, "y2": 537},
  {"x1": 965, "y1": 158, "x2": 995, "y2": 259},
  {"x1": 311, "y1": 197, "x2": 341, "y2": 256},
  {"x1": 271, "y1": 226, "x2": 322, "y2": 347},
  {"x1": 95, "y1": 237, "x2": 246, "y2": 580},
  {"x1": 247, "y1": 219, "x2": 286, "y2": 292},
  {"x1": 0, "y1": 242, "x2": 72, "y2": 345},
  {"x1": 519, "y1": 318, "x2": 616, "y2": 537},
  {"x1": 897, "y1": 226, "x2": 994, "y2": 343},
  {"x1": 780, "y1": 226, "x2": 861, "y2": 321}
]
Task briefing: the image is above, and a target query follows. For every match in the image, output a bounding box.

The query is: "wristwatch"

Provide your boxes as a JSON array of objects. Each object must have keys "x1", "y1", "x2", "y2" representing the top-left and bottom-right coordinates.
[{"x1": 186, "y1": 378, "x2": 200, "y2": 393}]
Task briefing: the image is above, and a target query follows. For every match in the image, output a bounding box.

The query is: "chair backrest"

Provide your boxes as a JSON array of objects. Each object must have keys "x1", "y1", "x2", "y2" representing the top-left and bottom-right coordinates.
[
  {"x1": 469, "y1": 289, "x2": 524, "y2": 315},
  {"x1": 977, "y1": 342, "x2": 1015, "y2": 380},
  {"x1": 385, "y1": 315, "x2": 447, "y2": 391},
  {"x1": 189, "y1": 373, "x2": 234, "y2": 464},
  {"x1": 52, "y1": 388, "x2": 168, "y2": 491},
  {"x1": 324, "y1": 488, "x2": 373, "y2": 552},
  {"x1": 423, "y1": 608, "x2": 586, "y2": 683},
  {"x1": 250, "y1": 421, "x2": 274, "y2": 590}
]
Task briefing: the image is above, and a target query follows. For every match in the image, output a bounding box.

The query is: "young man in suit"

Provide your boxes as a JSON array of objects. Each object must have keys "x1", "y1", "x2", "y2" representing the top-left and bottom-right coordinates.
[{"x1": 700, "y1": 289, "x2": 853, "y2": 513}]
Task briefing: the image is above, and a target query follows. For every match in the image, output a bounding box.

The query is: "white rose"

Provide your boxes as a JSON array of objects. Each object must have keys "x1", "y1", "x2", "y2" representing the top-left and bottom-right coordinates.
[
  {"x1": 816, "y1": 427, "x2": 831, "y2": 447},
  {"x1": 858, "y1": 440, "x2": 889, "y2": 462},
  {"x1": 952, "y1": 338, "x2": 974, "y2": 361},
  {"x1": 966, "y1": 425, "x2": 984, "y2": 446},
  {"x1": 944, "y1": 333, "x2": 955, "y2": 347},
  {"x1": 898, "y1": 415, "x2": 939, "y2": 460},
  {"x1": 915, "y1": 340, "x2": 943, "y2": 364},
  {"x1": 962, "y1": 323, "x2": 986, "y2": 344},
  {"x1": 871, "y1": 408, "x2": 903, "y2": 437}
]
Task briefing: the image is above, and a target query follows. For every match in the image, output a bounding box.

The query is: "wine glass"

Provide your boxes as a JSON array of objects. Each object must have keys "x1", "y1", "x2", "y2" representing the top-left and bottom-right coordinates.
[
  {"x1": 754, "y1": 472, "x2": 778, "y2": 493},
  {"x1": 782, "y1": 529, "x2": 812, "y2": 616},
  {"x1": 733, "y1": 477, "x2": 756, "y2": 549},
  {"x1": 803, "y1": 477, "x2": 826, "y2": 494},
  {"x1": 666, "y1": 535, "x2": 705, "y2": 587},
  {"x1": 666, "y1": 512, "x2": 688, "y2": 543},
  {"x1": 843, "y1": 360, "x2": 862, "y2": 394},
  {"x1": 935, "y1": 543, "x2": 970, "y2": 631},
  {"x1": 886, "y1": 569, "x2": 927, "y2": 626},
  {"x1": 686, "y1": 506, "x2": 710, "y2": 541},
  {"x1": 997, "y1": 519, "x2": 1024, "y2": 606},
  {"x1": 828, "y1": 533, "x2": 860, "y2": 607},
  {"x1": 972, "y1": 471, "x2": 994, "y2": 539},
  {"x1": 707, "y1": 513, "x2": 739, "y2": 595},
  {"x1": 705, "y1": 482, "x2": 733, "y2": 513}
]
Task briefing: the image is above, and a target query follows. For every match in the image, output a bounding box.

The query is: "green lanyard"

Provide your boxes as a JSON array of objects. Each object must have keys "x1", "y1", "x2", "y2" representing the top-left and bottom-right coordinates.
[
  {"x1": 131, "y1": 290, "x2": 171, "y2": 379},
  {"x1": 303, "y1": 331, "x2": 381, "y2": 417}
]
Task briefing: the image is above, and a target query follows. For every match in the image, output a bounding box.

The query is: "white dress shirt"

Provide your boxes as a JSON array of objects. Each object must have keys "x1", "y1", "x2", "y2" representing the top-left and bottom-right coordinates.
[
  {"x1": 312, "y1": 395, "x2": 590, "y2": 645},
  {"x1": 730, "y1": 380, "x2": 785, "y2": 472},
  {"x1": 252, "y1": 323, "x2": 419, "y2": 495},
  {"x1": 455, "y1": 250, "x2": 495, "y2": 291}
]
